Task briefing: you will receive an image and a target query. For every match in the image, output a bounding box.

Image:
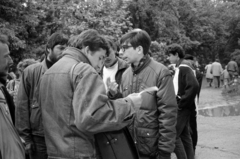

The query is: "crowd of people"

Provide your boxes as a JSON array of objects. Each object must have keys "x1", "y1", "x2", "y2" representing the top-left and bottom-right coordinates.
[
  {"x1": 0, "y1": 28, "x2": 207, "y2": 159},
  {"x1": 204, "y1": 58, "x2": 239, "y2": 90}
]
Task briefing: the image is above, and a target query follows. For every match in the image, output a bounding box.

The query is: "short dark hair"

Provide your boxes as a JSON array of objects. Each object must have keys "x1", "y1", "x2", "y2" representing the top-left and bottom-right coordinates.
[
  {"x1": 184, "y1": 54, "x2": 194, "y2": 60},
  {"x1": 46, "y1": 32, "x2": 68, "y2": 53},
  {"x1": 120, "y1": 29, "x2": 151, "y2": 55},
  {"x1": 69, "y1": 29, "x2": 109, "y2": 56},
  {"x1": 166, "y1": 43, "x2": 185, "y2": 58},
  {"x1": 0, "y1": 34, "x2": 9, "y2": 45}
]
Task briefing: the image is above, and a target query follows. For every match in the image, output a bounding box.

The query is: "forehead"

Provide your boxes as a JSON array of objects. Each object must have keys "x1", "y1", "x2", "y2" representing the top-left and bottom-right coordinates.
[
  {"x1": 94, "y1": 48, "x2": 107, "y2": 56},
  {"x1": 0, "y1": 43, "x2": 9, "y2": 56}
]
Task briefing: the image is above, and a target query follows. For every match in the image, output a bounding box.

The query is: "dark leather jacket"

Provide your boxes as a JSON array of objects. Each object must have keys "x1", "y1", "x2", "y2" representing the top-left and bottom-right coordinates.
[
  {"x1": 15, "y1": 60, "x2": 46, "y2": 144},
  {"x1": 120, "y1": 56, "x2": 178, "y2": 157}
]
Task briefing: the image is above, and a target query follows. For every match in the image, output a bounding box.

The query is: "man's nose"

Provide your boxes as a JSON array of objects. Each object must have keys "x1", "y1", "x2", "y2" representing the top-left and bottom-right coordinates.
[{"x1": 9, "y1": 56, "x2": 13, "y2": 66}]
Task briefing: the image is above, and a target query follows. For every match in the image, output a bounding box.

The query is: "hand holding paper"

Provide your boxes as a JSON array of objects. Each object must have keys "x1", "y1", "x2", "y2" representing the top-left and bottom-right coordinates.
[
  {"x1": 139, "y1": 86, "x2": 158, "y2": 94},
  {"x1": 127, "y1": 86, "x2": 158, "y2": 108}
]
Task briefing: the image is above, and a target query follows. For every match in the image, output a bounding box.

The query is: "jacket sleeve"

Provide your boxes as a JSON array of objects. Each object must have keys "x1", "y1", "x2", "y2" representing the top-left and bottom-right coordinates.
[
  {"x1": 178, "y1": 67, "x2": 199, "y2": 110},
  {"x1": 156, "y1": 73, "x2": 178, "y2": 154},
  {"x1": 72, "y1": 66, "x2": 135, "y2": 134},
  {"x1": 15, "y1": 68, "x2": 33, "y2": 144}
]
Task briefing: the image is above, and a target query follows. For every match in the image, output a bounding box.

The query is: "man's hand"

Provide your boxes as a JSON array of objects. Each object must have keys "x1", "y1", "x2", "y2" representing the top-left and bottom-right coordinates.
[
  {"x1": 127, "y1": 93, "x2": 142, "y2": 109},
  {"x1": 106, "y1": 77, "x2": 118, "y2": 96}
]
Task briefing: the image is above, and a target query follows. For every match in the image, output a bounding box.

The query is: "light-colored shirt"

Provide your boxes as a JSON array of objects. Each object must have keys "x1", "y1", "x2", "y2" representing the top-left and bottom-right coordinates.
[{"x1": 103, "y1": 61, "x2": 118, "y2": 92}]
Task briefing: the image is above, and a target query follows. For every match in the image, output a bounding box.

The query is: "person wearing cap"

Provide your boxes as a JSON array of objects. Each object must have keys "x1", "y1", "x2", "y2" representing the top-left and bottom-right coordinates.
[
  {"x1": 167, "y1": 44, "x2": 199, "y2": 159},
  {"x1": 15, "y1": 32, "x2": 68, "y2": 159}
]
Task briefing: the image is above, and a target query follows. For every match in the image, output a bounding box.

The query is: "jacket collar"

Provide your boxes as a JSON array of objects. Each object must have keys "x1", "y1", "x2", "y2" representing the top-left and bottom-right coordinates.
[
  {"x1": 131, "y1": 55, "x2": 151, "y2": 74},
  {"x1": 117, "y1": 57, "x2": 129, "y2": 71},
  {"x1": 62, "y1": 47, "x2": 91, "y2": 65}
]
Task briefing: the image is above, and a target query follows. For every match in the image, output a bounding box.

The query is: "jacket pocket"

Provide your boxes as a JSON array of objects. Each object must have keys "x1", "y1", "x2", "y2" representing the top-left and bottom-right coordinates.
[
  {"x1": 30, "y1": 101, "x2": 42, "y2": 132},
  {"x1": 136, "y1": 127, "x2": 159, "y2": 156}
]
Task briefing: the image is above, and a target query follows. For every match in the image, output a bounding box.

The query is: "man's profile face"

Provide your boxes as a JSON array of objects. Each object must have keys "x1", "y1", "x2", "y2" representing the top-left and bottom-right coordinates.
[
  {"x1": 48, "y1": 44, "x2": 66, "y2": 63},
  {"x1": 0, "y1": 43, "x2": 13, "y2": 77},
  {"x1": 119, "y1": 42, "x2": 139, "y2": 65}
]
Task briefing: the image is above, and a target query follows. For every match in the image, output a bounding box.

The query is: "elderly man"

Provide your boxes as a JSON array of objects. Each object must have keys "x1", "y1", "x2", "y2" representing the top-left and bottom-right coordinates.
[{"x1": 0, "y1": 34, "x2": 25, "y2": 159}]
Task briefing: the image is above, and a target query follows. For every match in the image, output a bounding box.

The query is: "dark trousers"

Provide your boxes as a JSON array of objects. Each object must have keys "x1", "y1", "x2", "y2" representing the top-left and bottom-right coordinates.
[
  {"x1": 189, "y1": 110, "x2": 198, "y2": 152},
  {"x1": 29, "y1": 136, "x2": 48, "y2": 159},
  {"x1": 174, "y1": 110, "x2": 194, "y2": 159},
  {"x1": 213, "y1": 76, "x2": 220, "y2": 88}
]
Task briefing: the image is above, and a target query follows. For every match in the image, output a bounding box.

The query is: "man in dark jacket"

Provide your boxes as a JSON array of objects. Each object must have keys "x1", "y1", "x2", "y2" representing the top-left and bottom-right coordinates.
[
  {"x1": 110, "y1": 29, "x2": 178, "y2": 159},
  {"x1": 39, "y1": 29, "x2": 142, "y2": 159},
  {"x1": 15, "y1": 32, "x2": 68, "y2": 159},
  {"x1": 227, "y1": 57, "x2": 239, "y2": 82},
  {"x1": 0, "y1": 34, "x2": 25, "y2": 159},
  {"x1": 167, "y1": 44, "x2": 199, "y2": 159},
  {"x1": 184, "y1": 54, "x2": 203, "y2": 153}
]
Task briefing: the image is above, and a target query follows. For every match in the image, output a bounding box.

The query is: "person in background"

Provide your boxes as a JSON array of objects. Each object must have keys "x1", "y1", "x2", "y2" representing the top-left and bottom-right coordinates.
[
  {"x1": 101, "y1": 36, "x2": 129, "y2": 94},
  {"x1": 7, "y1": 59, "x2": 38, "y2": 105},
  {"x1": 0, "y1": 34, "x2": 25, "y2": 159},
  {"x1": 16, "y1": 32, "x2": 68, "y2": 159},
  {"x1": 167, "y1": 44, "x2": 199, "y2": 159},
  {"x1": 205, "y1": 62, "x2": 213, "y2": 87},
  {"x1": 227, "y1": 57, "x2": 239, "y2": 82},
  {"x1": 39, "y1": 29, "x2": 142, "y2": 159},
  {"x1": 96, "y1": 36, "x2": 138, "y2": 159},
  {"x1": 111, "y1": 29, "x2": 178, "y2": 159},
  {"x1": 184, "y1": 54, "x2": 202, "y2": 153},
  {"x1": 211, "y1": 59, "x2": 223, "y2": 88},
  {"x1": 222, "y1": 65, "x2": 230, "y2": 89}
]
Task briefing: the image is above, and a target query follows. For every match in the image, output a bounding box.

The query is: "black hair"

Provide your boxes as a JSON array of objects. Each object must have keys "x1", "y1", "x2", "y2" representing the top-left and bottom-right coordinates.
[
  {"x1": 69, "y1": 29, "x2": 110, "y2": 56},
  {"x1": 166, "y1": 43, "x2": 185, "y2": 58},
  {"x1": 46, "y1": 32, "x2": 68, "y2": 54},
  {"x1": 120, "y1": 29, "x2": 151, "y2": 55},
  {"x1": 184, "y1": 54, "x2": 194, "y2": 60}
]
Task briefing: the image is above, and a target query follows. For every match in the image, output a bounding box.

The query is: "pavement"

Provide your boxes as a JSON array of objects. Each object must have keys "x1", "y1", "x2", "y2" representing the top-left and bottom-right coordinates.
[{"x1": 172, "y1": 77, "x2": 240, "y2": 159}]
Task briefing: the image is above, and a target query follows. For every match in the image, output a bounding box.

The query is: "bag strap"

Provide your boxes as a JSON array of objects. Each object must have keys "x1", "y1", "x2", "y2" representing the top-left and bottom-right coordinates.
[{"x1": 70, "y1": 63, "x2": 78, "y2": 90}]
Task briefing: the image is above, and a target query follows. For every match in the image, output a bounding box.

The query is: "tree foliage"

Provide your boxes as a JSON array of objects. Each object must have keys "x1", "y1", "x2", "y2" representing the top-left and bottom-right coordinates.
[{"x1": 1, "y1": 0, "x2": 240, "y2": 67}]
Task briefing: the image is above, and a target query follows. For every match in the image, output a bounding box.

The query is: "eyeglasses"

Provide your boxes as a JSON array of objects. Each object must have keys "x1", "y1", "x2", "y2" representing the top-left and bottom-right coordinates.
[{"x1": 120, "y1": 45, "x2": 133, "y2": 52}]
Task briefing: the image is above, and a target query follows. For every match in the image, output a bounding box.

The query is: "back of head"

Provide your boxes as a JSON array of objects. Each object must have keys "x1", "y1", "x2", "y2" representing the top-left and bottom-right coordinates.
[
  {"x1": 69, "y1": 29, "x2": 109, "y2": 56},
  {"x1": 215, "y1": 58, "x2": 219, "y2": 62},
  {"x1": 120, "y1": 28, "x2": 151, "y2": 55},
  {"x1": 167, "y1": 43, "x2": 185, "y2": 58},
  {"x1": 184, "y1": 54, "x2": 194, "y2": 61},
  {"x1": 46, "y1": 32, "x2": 68, "y2": 54},
  {"x1": 17, "y1": 59, "x2": 38, "y2": 71}
]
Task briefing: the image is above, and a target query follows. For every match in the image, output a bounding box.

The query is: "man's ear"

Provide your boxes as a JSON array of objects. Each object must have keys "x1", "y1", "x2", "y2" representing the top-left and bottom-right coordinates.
[
  {"x1": 47, "y1": 48, "x2": 51, "y2": 54},
  {"x1": 137, "y1": 46, "x2": 143, "y2": 54},
  {"x1": 84, "y1": 46, "x2": 90, "y2": 55}
]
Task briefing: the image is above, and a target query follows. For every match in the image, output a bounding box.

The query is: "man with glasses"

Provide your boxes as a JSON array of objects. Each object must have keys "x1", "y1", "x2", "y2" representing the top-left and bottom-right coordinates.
[{"x1": 110, "y1": 29, "x2": 178, "y2": 159}]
